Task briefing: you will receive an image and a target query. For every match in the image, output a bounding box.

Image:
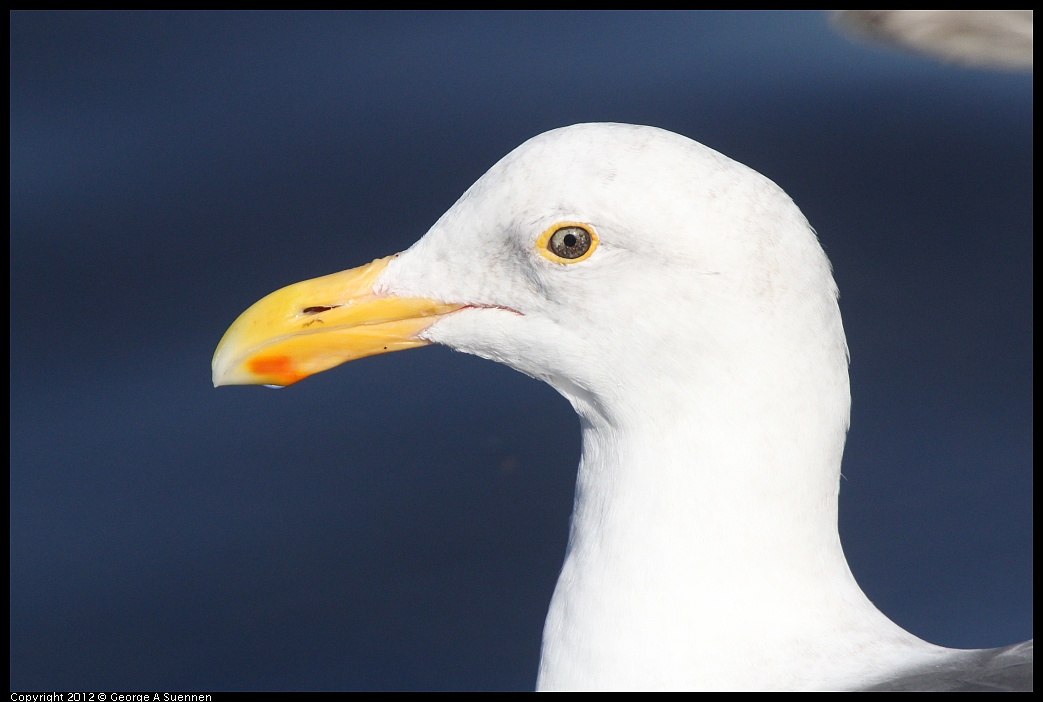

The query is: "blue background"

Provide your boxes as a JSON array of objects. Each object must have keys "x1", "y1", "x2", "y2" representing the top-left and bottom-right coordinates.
[{"x1": 10, "y1": 11, "x2": 1032, "y2": 691}]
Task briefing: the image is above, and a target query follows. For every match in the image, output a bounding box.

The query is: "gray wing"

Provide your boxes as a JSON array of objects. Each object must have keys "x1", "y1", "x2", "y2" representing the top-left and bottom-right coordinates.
[{"x1": 861, "y1": 641, "x2": 1033, "y2": 692}]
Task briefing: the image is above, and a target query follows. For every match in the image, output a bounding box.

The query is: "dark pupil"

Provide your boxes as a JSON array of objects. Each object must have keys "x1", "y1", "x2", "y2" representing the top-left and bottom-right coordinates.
[{"x1": 550, "y1": 226, "x2": 590, "y2": 259}]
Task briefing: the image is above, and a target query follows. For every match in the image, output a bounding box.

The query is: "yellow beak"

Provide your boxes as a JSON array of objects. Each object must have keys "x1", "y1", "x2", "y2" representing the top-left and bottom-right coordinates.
[{"x1": 212, "y1": 255, "x2": 464, "y2": 387}]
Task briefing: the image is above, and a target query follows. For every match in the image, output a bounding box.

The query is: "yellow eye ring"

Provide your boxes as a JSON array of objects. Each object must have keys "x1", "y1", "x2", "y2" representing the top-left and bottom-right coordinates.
[{"x1": 536, "y1": 222, "x2": 599, "y2": 264}]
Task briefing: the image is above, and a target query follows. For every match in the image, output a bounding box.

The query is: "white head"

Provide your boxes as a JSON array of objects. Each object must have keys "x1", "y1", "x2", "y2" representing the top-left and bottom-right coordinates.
[
  {"x1": 383, "y1": 123, "x2": 849, "y2": 433},
  {"x1": 214, "y1": 124, "x2": 905, "y2": 690}
]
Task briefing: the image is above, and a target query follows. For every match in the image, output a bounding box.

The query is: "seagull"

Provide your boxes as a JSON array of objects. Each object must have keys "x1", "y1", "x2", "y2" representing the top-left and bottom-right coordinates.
[
  {"x1": 212, "y1": 123, "x2": 1032, "y2": 691},
  {"x1": 832, "y1": 10, "x2": 1033, "y2": 70}
]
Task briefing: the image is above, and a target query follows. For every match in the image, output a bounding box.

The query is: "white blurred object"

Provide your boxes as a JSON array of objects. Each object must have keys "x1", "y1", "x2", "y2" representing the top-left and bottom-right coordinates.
[{"x1": 833, "y1": 10, "x2": 1033, "y2": 69}]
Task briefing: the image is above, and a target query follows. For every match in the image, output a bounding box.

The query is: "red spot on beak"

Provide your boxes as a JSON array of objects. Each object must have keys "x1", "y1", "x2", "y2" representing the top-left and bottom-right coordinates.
[{"x1": 248, "y1": 355, "x2": 306, "y2": 386}]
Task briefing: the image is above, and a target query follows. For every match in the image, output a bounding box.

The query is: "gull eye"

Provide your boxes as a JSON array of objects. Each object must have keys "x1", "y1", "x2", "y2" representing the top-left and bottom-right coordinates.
[{"x1": 537, "y1": 222, "x2": 598, "y2": 264}]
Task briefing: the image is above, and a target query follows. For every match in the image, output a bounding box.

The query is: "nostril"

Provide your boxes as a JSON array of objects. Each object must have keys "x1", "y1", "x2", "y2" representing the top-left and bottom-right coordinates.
[{"x1": 302, "y1": 305, "x2": 339, "y2": 314}]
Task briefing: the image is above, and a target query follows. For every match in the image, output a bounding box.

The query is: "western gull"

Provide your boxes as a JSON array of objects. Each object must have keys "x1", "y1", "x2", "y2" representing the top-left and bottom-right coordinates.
[{"x1": 212, "y1": 123, "x2": 1032, "y2": 691}]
